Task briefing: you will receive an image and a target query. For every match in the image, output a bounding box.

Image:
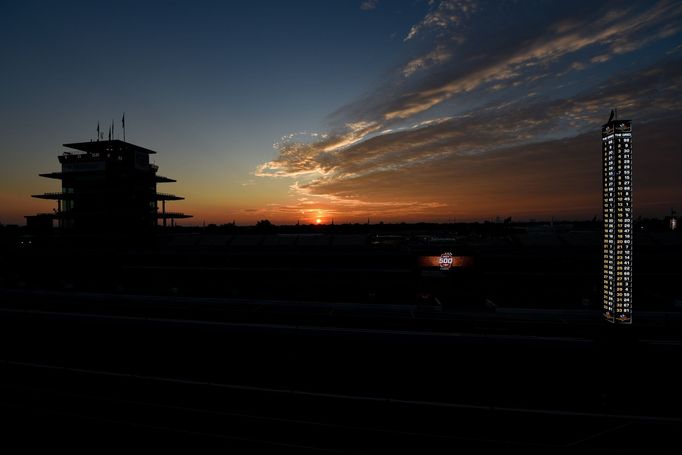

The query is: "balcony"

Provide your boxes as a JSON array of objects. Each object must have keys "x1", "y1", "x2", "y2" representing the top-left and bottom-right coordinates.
[
  {"x1": 156, "y1": 193, "x2": 184, "y2": 201},
  {"x1": 32, "y1": 192, "x2": 76, "y2": 200},
  {"x1": 156, "y1": 175, "x2": 176, "y2": 183},
  {"x1": 157, "y1": 212, "x2": 192, "y2": 219}
]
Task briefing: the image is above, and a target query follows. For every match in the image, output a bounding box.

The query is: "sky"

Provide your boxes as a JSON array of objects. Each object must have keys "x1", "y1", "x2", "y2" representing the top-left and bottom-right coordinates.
[{"x1": 1, "y1": 0, "x2": 682, "y2": 225}]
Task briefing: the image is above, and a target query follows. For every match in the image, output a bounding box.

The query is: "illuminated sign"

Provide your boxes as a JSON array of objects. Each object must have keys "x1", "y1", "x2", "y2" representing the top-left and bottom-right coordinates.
[
  {"x1": 439, "y1": 252, "x2": 453, "y2": 270},
  {"x1": 602, "y1": 118, "x2": 632, "y2": 324},
  {"x1": 418, "y1": 255, "x2": 474, "y2": 269}
]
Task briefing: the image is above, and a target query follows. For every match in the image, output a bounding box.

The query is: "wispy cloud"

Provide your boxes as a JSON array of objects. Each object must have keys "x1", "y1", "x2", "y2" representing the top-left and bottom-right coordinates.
[
  {"x1": 404, "y1": 0, "x2": 477, "y2": 41},
  {"x1": 402, "y1": 45, "x2": 452, "y2": 77},
  {"x1": 255, "y1": 121, "x2": 382, "y2": 178},
  {"x1": 383, "y1": 0, "x2": 682, "y2": 121},
  {"x1": 256, "y1": 1, "x2": 682, "y2": 220},
  {"x1": 258, "y1": 55, "x2": 682, "y2": 219},
  {"x1": 591, "y1": 54, "x2": 610, "y2": 63},
  {"x1": 298, "y1": 115, "x2": 682, "y2": 220},
  {"x1": 360, "y1": 0, "x2": 378, "y2": 11}
]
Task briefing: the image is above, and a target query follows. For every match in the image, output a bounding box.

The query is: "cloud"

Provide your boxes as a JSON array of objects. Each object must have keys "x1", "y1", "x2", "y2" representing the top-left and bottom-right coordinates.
[
  {"x1": 591, "y1": 54, "x2": 610, "y2": 63},
  {"x1": 256, "y1": 1, "x2": 682, "y2": 220},
  {"x1": 571, "y1": 61, "x2": 586, "y2": 71},
  {"x1": 299, "y1": 116, "x2": 682, "y2": 220},
  {"x1": 255, "y1": 121, "x2": 382, "y2": 178},
  {"x1": 360, "y1": 0, "x2": 378, "y2": 11},
  {"x1": 383, "y1": 1, "x2": 682, "y2": 121},
  {"x1": 330, "y1": 1, "x2": 682, "y2": 126},
  {"x1": 257, "y1": 56, "x2": 682, "y2": 219},
  {"x1": 404, "y1": 0, "x2": 477, "y2": 41},
  {"x1": 303, "y1": 135, "x2": 604, "y2": 218},
  {"x1": 402, "y1": 45, "x2": 453, "y2": 77}
]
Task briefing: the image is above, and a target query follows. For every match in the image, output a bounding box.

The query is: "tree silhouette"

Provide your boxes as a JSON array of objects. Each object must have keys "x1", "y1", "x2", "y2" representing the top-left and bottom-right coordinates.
[{"x1": 256, "y1": 219, "x2": 274, "y2": 230}]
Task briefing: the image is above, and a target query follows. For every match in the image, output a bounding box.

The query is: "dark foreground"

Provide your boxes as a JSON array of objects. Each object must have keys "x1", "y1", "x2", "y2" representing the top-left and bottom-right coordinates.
[{"x1": 1, "y1": 289, "x2": 681, "y2": 453}]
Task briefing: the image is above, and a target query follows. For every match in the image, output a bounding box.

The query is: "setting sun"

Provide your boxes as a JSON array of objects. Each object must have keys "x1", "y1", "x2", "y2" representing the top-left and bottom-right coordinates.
[{"x1": 315, "y1": 218, "x2": 322, "y2": 224}]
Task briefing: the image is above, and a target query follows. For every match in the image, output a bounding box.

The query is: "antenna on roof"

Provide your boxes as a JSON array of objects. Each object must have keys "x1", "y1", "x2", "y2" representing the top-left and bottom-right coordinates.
[
  {"x1": 122, "y1": 113, "x2": 126, "y2": 142},
  {"x1": 608, "y1": 110, "x2": 614, "y2": 123},
  {"x1": 615, "y1": 108, "x2": 618, "y2": 121}
]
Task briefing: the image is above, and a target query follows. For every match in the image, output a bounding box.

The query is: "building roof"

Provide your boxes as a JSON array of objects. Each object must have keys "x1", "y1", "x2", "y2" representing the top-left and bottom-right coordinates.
[{"x1": 63, "y1": 139, "x2": 157, "y2": 154}]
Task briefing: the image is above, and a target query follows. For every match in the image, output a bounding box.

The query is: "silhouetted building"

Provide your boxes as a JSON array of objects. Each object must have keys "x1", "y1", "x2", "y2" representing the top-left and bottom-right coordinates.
[
  {"x1": 602, "y1": 112, "x2": 632, "y2": 324},
  {"x1": 25, "y1": 213, "x2": 55, "y2": 231},
  {"x1": 29, "y1": 140, "x2": 190, "y2": 231}
]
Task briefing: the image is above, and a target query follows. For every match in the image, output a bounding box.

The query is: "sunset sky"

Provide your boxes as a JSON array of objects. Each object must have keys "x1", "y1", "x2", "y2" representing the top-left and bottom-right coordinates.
[{"x1": 2, "y1": 0, "x2": 682, "y2": 225}]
